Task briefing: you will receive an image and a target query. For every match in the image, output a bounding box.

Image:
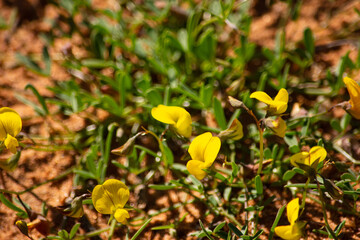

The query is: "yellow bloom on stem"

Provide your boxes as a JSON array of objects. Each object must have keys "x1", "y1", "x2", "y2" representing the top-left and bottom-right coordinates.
[
  {"x1": 0, "y1": 107, "x2": 22, "y2": 154},
  {"x1": 275, "y1": 198, "x2": 305, "y2": 240},
  {"x1": 92, "y1": 179, "x2": 130, "y2": 224},
  {"x1": 218, "y1": 119, "x2": 243, "y2": 141},
  {"x1": 186, "y1": 132, "x2": 221, "y2": 180},
  {"x1": 290, "y1": 146, "x2": 327, "y2": 172},
  {"x1": 264, "y1": 117, "x2": 286, "y2": 138},
  {"x1": 151, "y1": 105, "x2": 192, "y2": 138},
  {"x1": 250, "y1": 88, "x2": 288, "y2": 115},
  {"x1": 343, "y1": 77, "x2": 360, "y2": 119}
]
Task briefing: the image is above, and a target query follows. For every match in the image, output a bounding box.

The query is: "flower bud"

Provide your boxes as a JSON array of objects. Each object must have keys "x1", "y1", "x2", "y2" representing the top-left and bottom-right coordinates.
[
  {"x1": 323, "y1": 177, "x2": 343, "y2": 200},
  {"x1": 15, "y1": 220, "x2": 30, "y2": 238},
  {"x1": 112, "y1": 132, "x2": 144, "y2": 156},
  {"x1": 57, "y1": 194, "x2": 89, "y2": 218}
]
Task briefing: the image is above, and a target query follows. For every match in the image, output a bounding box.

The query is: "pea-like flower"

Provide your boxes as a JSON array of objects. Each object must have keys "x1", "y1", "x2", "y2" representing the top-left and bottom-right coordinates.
[
  {"x1": 0, "y1": 107, "x2": 22, "y2": 154},
  {"x1": 186, "y1": 132, "x2": 221, "y2": 180},
  {"x1": 218, "y1": 119, "x2": 243, "y2": 141},
  {"x1": 250, "y1": 88, "x2": 288, "y2": 115},
  {"x1": 92, "y1": 179, "x2": 130, "y2": 224},
  {"x1": 275, "y1": 198, "x2": 305, "y2": 240},
  {"x1": 264, "y1": 117, "x2": 286, "y2": 138},
  {"x1": 151, "y1": 105, "x2": 192, "y2": 138},
  {"x1": 343, "y1": 77, "x2": 360, "y2": 119},
  {"x1": 290, "y1": 146, "x2": 327, "y2": 172}
]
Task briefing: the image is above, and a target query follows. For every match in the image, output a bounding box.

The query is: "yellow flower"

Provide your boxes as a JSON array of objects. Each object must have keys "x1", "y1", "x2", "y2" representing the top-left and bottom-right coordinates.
[
  {"x1": 151, "y1": 105, "x2": 192, "y2": 138},
  {"x1": 343, "y1": 77, "x2": 360, "y2": 119},
  {"x1": 92, "y1": 179, "x2": 130, "y2": 224},
  {"x1": 186, "y1": 132, "x2": 221, "y2": 180},
  {"x1": 275, "y1": 198, "x2": 305, "y2": 240},
  {"x1": 0, "y1": 107, "x2": 22, "y2": 154},
  {"x1": 290, "y1": 146, "x2": 327, "y2": 171},
  {"x1": 265, "y1": 117, "x2": 286, "y2": 138},
  {"x1": 218, "y1": 119, "x2": 243, "y2": 140},
  {"x1": 250, "y1": 88, "x2": 288, "y2": 115}
]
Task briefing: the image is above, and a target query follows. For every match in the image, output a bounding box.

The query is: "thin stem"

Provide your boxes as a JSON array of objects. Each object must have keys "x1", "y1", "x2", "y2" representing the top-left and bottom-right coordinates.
[
  {"x1": 108, "y1": 218, "x2": 117, "y2": 240},
  {"x1": 0, "y1": 167, "x2": 74, "y2": 195},
  {"x1": 257, "y1": 128, "x2": 264, "y2": 175},
  {"x1": 300, "y1": 177, "x2": 310, "y2": 213},
  {"x1": 76, "y1": 226, "x2": 111, "y2": 239},
  {"x1": 316, "y1": 179, "x2": 338, "y2": 239},
  {"x1": 218, "y1": 206, "x2": 242, "y2": 227}
]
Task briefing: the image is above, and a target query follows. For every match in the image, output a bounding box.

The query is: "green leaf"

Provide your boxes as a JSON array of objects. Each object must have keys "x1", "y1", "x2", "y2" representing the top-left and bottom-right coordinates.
[
  {"x1": 81, "y1": 59, "x2": 115, "y2": 68},
  {"x1": 15, "y1": 46, "x2": 51, "y2": 76},
  {"x1": 284, "y1": 135, "x2": 300, "y2": 153},
  {"x1": 330, "y1": 119, "x2": 342, "y2": 133},
  {"x1": 340, "y1": 113, "x2": 351, "y2": 131},
  {"x1": 148, "y1": 184, "x2": 177, "y2": 190},
  {"x1": 283, "y1": 169, "x2": 296, "y2": 181},
  {"x1": 194, "y1": 28, "x2": 216, "y2": 61},
  {"x1": 303, "y1": 28, "x2": 314, "y2": 58},
  {"x1": 0, "y1": 194, "x2": 27, "y2": 217},
  {"x1": 146, "y1": 89, "x2": 163, "y2": 106},
  {"x1": 199, "y1": 220, "x2": 214, "y2": 240},
  {"x1": 255, "y1": 175, "x2": 263, "y2": 195},
  {"x1": 69, "y1": 223, "x2": 81, "y2": 239},
  {"x1": 74, "y1": 170, "x2": 97, "y2": 180},
  {"x1": 341, "y1": 173, "x2": 356, "y2": 182},
  {"x1": 151, "y1": 224, "x2": 175, "y2": 230},
  {"x1": 213, "y1": 97, "x2": 227, "y2": 130},
  {"x1": 228, "y1": 222, "x2": 242, "y2": 237},
  {"x1": 268, "y1": 204, "x2": 286, "y2": 240},
  {"x1": 213, "y1": 221, "x2": 226, "y2": 233},
  {"x1": 162, "y1": 142, "x2": 174, "y2": 166},
  {"x1": 131, "y1": 218, "x2": 152, "y2": 240},
  {"x1": 252, "y1": 230, "x2": 264, "y2": 239},
  {"x1": 25, "y1": 84, "x2": 49, "y2": 115}
]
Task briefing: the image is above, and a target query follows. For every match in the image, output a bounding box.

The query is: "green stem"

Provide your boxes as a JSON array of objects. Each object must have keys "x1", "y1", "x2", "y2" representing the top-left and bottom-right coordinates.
[
  {"x1": 316, "y1": 179, "x2": 338, "y2": 239},
  {"x1": 300, "y1": 177, "x2": 310, "y2": 213},
  {"x1": 219, "y1": 206, "x2": 242, "y2": 227},
  {"x1": 257, "y1": 128, "x2": 264, "y2": 175},
  {"x1": 108, "y1": 218, "x2": 117, "y2": 240},
  {"x1": 76, "y1": 226, "x2": 111, "y2": 239}
]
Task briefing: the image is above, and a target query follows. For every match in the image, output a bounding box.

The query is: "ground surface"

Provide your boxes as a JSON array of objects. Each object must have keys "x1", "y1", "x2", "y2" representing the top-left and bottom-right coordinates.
[{"x1": 0, "y1": 0, "x2": 360, "y2": 239}]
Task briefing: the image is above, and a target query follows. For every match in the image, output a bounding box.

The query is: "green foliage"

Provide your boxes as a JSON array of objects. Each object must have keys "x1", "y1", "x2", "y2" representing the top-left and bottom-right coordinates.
[{"x1": 3, "y1": 0, "x2": 360, "y2": 239}]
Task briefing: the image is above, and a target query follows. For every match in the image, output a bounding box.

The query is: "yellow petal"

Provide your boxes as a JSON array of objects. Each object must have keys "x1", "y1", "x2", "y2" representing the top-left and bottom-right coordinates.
[
  {"x1": 343, "y1": 77, "x2": 360, "y2": 119},
  {"x1": 287, "y1": 198, "x2": 300, "y2": 224},
  {"x1": 267, "y1": 117, "x2": 286, "y2": 138},
  {"x1": 309, "y1": 146, "x2": 327, "y2": 166},
  {"x1": 175, "y1": 111, "x2": 192, "y2": 138},
  {"x1": 0, "y1": 107, "x2": 22, "y2": 140},
  {"x1": 151, "y1": 105, "x2": 176, "y2": 124},
  {"x1": 274, "y1": 88, "x2": 289, "y2": 103},
  {"x1": 218, "y1": 119, "x2": 243, "y2": 140},
  {"x1": 92, "y1": 179, "x2": 129, "y2": 214},
  {"x1": 203, "y1": 136, "x2": 221, "y2": 167},
  {"x1": 92, "y1": 184, "x2": 113, "y2": 214},
  {"x1": 186, "y1": 160, "x2": 207, "y2": 180},
  {"x1": 102, "y1": 179, "x2": 129, "y2": 208},
  {"x1": 275, "y1": 225, "x2": 301, "y2": 240},
  {"x1": 114, "y1": 208, "x2": 130, "y2": 224},
  {"x1": 151, "y1": 105, "x2": 192, "y2": 137},
  {"x1": 4, "y1": 134, "x2": 19, "y2": 154},
  {"x1": 290, "y1": 152, "x2": 309, "y2": 168},
  {"x1": 273, "y1": 101, "x2": 288, "y2": 115},
  {"x1": 188, "y1": 132, "x2": 213, "y2": 162},
  {"x1": 250, "y1": 91, "x2": 273, "y2": 104}
]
